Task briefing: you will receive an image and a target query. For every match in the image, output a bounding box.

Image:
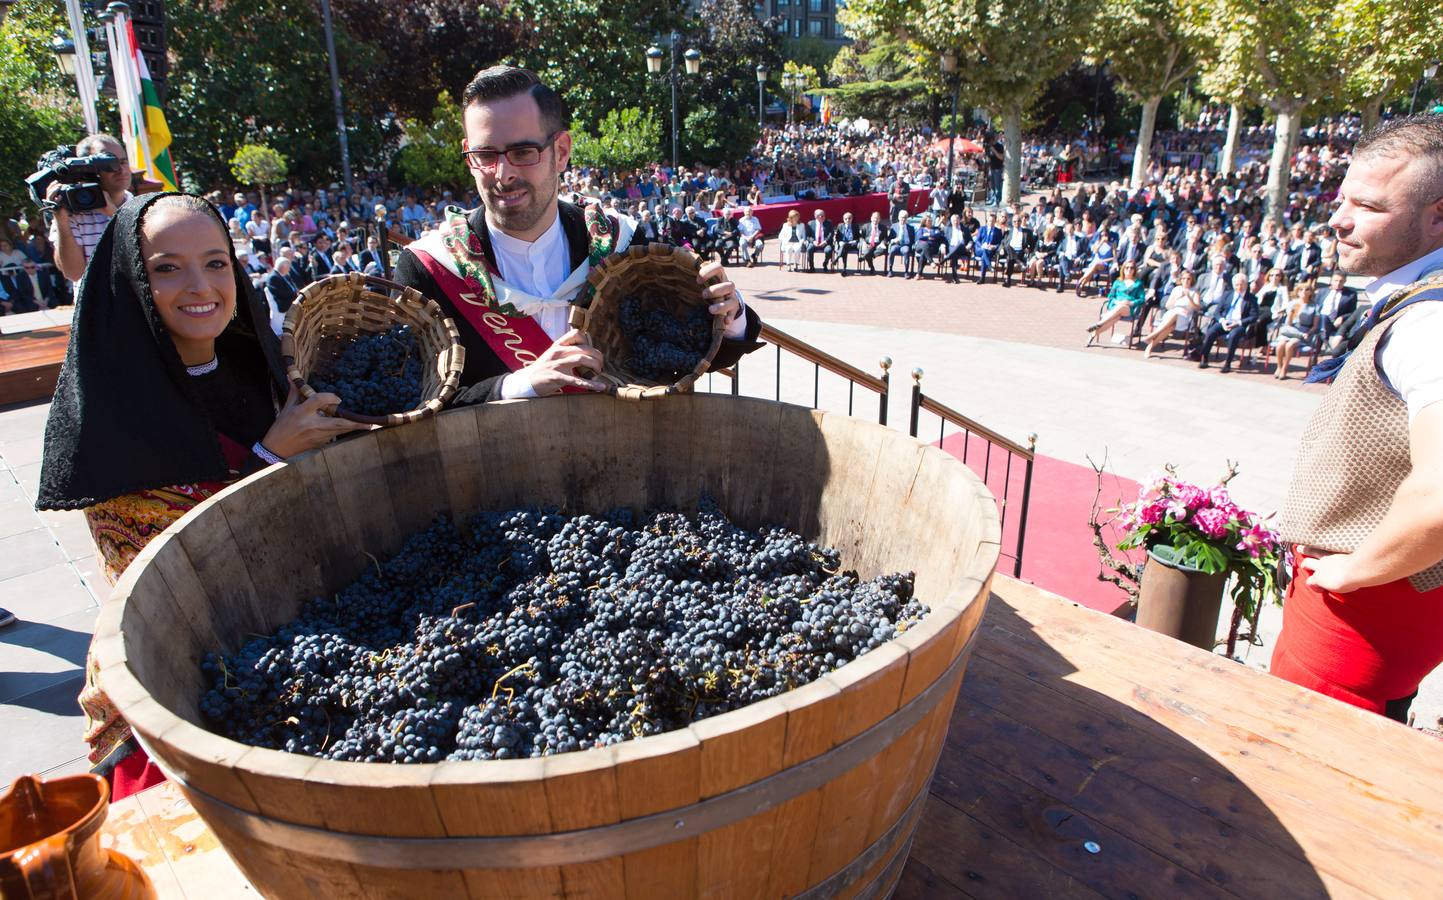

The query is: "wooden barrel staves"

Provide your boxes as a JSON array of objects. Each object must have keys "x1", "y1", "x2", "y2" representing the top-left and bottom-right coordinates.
[{"x1": 93, "y1": 394, "x2": 999, "y2": 899}]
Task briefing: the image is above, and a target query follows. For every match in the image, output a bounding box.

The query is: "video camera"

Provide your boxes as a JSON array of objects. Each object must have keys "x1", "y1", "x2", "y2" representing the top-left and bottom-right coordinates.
[{"x1": 26, "y1": 145, "x2": 122, "y2": 214}]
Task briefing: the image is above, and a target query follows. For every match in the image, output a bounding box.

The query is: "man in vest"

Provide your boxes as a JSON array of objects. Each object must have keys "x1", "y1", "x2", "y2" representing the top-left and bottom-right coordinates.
[
  {"x1": 1275, "y1": 115, "x2": 1443, "y2": 724},
  {"x1": 394, "y1": 66, "x2": 762, "y2": 401}
]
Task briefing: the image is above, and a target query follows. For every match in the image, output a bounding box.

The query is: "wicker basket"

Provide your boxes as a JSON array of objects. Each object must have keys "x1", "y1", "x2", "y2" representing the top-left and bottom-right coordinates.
[
  {"x1": 570, "y1": 243, "x2": 726, "y2": 400},
  {"x1": 281, "y1": 273, "x2": 465, "y2": 426}
]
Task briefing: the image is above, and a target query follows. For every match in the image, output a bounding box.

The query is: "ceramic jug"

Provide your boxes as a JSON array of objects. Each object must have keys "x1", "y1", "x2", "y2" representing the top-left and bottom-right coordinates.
[{"x1": 0, "y1": 773, "x2": 155, "y2": 900}]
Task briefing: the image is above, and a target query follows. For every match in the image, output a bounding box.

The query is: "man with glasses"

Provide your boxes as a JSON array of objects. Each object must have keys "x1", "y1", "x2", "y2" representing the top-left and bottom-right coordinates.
[{"x1": 395, "y1": 66, "x2": 761, "y2": 401}]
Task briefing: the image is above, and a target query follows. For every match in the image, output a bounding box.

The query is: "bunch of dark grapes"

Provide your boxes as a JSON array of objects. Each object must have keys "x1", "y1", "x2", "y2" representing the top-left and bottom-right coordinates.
[
  {"x1": 198, "y1": 498, "x2": 928, "y2": 763},
  {"x1": 310, "y1": 325, "x2": 422, "y2": 417},
  {"x1": 618, "y1": 293, "x2": 713, "y2": 382}
]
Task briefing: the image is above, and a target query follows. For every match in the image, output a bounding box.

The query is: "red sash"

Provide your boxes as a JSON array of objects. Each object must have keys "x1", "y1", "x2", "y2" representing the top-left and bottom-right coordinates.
[
  {"x1": 408, "y1": 206, "x2": 620, "y2": 387},
  {"x1": 409, "y1": 246, "x2": 554, "y2": 371}
]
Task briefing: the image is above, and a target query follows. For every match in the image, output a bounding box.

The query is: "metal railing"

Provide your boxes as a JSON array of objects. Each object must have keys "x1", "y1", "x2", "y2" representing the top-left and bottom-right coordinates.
[
  {"x1": 703, "y1": 323, "x2": 1037, "y2": 578},
  {"x1": 906, "y1": 368, "x2": 1037, "y2": 579}
]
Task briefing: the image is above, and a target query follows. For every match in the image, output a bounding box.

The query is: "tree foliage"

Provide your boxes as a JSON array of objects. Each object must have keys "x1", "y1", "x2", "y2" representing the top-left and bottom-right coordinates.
[
  {"x1": 230, "y1": 143, "x2": 289, "y2": 186},
  {"x1": 486, "y1": 0, "x2": 687, "y2": 136},
  {"x1": 390, "y1": 93, "x2": 469, "y2": 190},
  {"x1": 683, "y1": 0, "x2": 781, "y2": 159},
  {"x1": 230, "y1": 143, "x2": 288, "y2": 211},
  {"x1": 681, "y1": 105, "x2": 759, "y2": 166},
  {"x1": 784, "y1": 36, "x2": 841, "y2": 77},
  {"x1": 1333, "y1": 0, "x2": 1443, "y2": 127},
  {"x1": 571, "y1": 107, "x2": 663, "y2": 172},
  {"x1": 1087, "y1": 0, "x2": 1196, "y2": 103},
  {"x1": 1086, "y1": 0, "x2": 1197, "y2": 185},
  {"x1": 329, "y1": 0, "x2": 522, "y2": 123},
  {"x1": 843, "y1": 0, "x2": 1100, "y2": 201},
  {"x1": 165, "y1": 0, "x2": 392, "y2": 187},
  {"x1": 824, "y1": 37, "x2": 931, "y2": 125},
  {"x1": 0, "y1": 1, "x2": 85, "y2": 218},
  {"x1": 1186, "y1": 0, "x2": 1345, "y2": 222}
]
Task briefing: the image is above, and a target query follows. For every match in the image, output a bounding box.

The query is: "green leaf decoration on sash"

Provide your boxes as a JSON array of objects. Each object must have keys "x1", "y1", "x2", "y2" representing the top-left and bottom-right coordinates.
[{"x1": 437, "y1": 204, "x2": 618, "y2": 317}]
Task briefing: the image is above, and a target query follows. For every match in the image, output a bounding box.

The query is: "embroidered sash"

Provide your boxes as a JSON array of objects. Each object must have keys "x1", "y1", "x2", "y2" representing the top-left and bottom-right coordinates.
[{"x1": 408, "y1": 204, "x2": 628, "y2": 373}]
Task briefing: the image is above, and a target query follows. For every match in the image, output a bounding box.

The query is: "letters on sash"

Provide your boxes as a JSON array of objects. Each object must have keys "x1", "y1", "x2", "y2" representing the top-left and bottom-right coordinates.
[{"x1": 410, "y1": 248, "x2": 552, "y2": 371}]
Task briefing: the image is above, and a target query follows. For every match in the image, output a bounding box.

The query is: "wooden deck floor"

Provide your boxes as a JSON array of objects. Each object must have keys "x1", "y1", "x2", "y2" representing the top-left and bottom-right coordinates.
[{"x1": 898, "y1": 576, "x2": 1443, "y2": 899}]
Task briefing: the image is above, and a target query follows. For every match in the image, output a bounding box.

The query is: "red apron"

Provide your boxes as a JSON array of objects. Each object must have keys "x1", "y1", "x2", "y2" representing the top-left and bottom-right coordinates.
[{"x1": 1271, "y1": 549, "x2": 1443, "y2": 714}]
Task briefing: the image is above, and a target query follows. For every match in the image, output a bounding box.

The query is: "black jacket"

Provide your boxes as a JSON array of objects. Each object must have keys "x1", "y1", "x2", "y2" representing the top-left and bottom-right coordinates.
[
  {"x1": 1318, "y1": 286, "x2": 1359, "y2": 336},
  {"x1": 1000, "y1": 226, "x2": 1036, "y2": 256},
  {"x1": 358, "y1": 249, "x2": 385, "y2": 273},
  {"x1": 664, "y1": 216, "x2": 699, "y2": 248},
  {"x1": 1204, "y1": 290, "x2": 1259, "y2": 332},
  {"x1": 2, "y1": 271, "x2": 59, "y2": 312},
  {"x1": 264, "y1": 270, "x2": 300, "y2": 314},
  {"x1": 393, "y1": 203, "x2": 764, "y2": 402},
  {"x1": 804, "y1": 219, "x2": 835, "y2": 246},
  {"x1": 859, "y1": 222, "x2": 889, "y2": 250}
]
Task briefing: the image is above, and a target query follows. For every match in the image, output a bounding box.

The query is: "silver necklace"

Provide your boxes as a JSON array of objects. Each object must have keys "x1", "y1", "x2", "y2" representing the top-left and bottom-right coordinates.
[{"x1": 185, "y1": 357, "x2": 219, "y2": 377}]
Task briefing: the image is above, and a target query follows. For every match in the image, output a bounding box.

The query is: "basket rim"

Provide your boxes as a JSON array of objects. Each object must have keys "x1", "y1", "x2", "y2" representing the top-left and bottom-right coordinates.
[
  {"x1": 577, "y1": 243, "x2": 728, "y2": 398},
  {"x1": 280, "y1": 273, "x2": 466, "y2": 426}
]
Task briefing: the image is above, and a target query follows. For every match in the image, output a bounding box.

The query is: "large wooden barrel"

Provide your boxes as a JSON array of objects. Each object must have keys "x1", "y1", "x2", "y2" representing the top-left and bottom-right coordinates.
[{"x1": 93, "y1": 394, "x2": 998, "y2": 899}]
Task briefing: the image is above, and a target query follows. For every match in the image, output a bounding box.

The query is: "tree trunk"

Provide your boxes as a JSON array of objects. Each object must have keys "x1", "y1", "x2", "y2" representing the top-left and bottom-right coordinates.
[
  {"x1": 1264, "y1": 103, "x2": 1304, "y2": 228},
  {"x1": 1002, "y1": 103, "x2": 1022, "y2": 205},
  {"x1": 1130, "y1": 95, "x2": 1162, "y2": 189},
  {"x1": 1361, "y1": 95, "x2": 1383, "y2": 132},
  {"x1": 1219, "y1": 103, "x2": 1242, "y2": 176}
]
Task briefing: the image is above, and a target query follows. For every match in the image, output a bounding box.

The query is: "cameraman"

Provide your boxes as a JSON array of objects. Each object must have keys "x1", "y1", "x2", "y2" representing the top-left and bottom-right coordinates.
[{"x1": 47, "y1": 134, "x2": 132, "y2": 285}]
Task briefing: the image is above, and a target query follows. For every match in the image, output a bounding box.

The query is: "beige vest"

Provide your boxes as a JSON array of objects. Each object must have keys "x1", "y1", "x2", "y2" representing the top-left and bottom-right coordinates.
[{"x1": 1281, "y1": 278, "x2": 1443, "y2": 591}]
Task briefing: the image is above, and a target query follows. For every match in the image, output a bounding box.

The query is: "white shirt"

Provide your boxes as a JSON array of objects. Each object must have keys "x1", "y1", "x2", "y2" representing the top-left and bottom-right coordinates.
[
  {"x1": 1370, "y1": 244, "x2": 1443, "y2": 423},
  {"x1": 738, "y1": 216, "x2": 761, "y2": 237},
  {"x1": 492, "y1": 208, "x2": 747, "y2": 399}
]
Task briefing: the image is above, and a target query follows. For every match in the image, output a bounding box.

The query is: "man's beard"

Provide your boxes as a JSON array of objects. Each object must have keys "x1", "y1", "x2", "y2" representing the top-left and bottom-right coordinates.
[
  {"x1": 1338, "y1": 220, "x2": 1424, "y2": 278},
  {"x1": 485, "y1": 174, "x2": 557, "y2": 235}
]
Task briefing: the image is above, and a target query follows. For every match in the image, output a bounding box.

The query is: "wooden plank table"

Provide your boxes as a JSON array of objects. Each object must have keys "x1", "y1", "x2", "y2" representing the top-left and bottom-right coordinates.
[
  {"x1": 0, "y1": 323, "x2": 68, "y2": 406},
  {"x1": 898, "y1": 577, "x2": 1443, "y2": 899},
  {"x1": 100, "y1": 576, "x2": 1443, "y2": 898}
]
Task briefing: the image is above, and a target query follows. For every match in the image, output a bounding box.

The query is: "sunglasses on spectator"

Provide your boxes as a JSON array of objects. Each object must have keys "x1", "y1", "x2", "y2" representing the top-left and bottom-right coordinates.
[{"x1": 462, "y1": 133, "x2": 561, "y2": 171}]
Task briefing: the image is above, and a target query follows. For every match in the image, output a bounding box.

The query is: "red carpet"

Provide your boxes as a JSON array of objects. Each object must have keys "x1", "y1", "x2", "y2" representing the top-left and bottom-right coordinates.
[{"x1": 938, "y1": 431, "x2": 1140, "y2": 613}]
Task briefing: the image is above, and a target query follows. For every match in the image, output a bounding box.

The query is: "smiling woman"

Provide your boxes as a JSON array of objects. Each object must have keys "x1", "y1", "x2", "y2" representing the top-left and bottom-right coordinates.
[{"x1": 34, "y1": 193, "x2": 373, "y2": 802}]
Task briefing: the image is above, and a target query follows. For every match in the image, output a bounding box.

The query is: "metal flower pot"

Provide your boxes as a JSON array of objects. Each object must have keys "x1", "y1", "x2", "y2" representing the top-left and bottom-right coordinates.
[{"x1": 1136, "y1": 545, "x2": 1227, "y2": 651}]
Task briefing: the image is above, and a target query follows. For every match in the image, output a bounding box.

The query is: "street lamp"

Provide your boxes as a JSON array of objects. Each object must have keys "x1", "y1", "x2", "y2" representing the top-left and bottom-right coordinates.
[
  {"x1": 941, "y1": 50, "x2": 960, "y2": 192},
  {"x1": 645, "y1": 33, "x2": 701, "y2": 169},
  {"x1": 782, "y1": 72, "x2": 806, "y2": 129},
  {"x1": 755, "y1": 63, "x2": 769, "y2": 130},
  {"x1": 1411, "y1": 61, "x2": 1440, "y2": 115},
  {"x1": 51, "y1": 34, "x2": 78, "y2": 77}
]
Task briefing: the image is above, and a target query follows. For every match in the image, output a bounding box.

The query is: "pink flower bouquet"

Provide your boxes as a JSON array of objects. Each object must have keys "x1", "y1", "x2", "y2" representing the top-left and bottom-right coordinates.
[{"x1": 1115, "y1": 471, "x2": 1285, "y2": 623}]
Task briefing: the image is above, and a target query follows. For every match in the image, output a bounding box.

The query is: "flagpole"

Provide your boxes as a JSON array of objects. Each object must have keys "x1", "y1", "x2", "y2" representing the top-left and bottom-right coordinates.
[
  {"x1": 318, "y1": 0, "x2": 354, "y2": 196},
  {"x1": 63, "y1": 0, "x2": 99, "y2": 133},
  {"x1": 114, "y1": 7, "x2": 155, "y2": 184},
  {"x1": 99, "y1": 10, "x2": 139, "y2": 168},
  {"x1": 105, "y1": 4, "x2": 143, "y2": 172}
]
